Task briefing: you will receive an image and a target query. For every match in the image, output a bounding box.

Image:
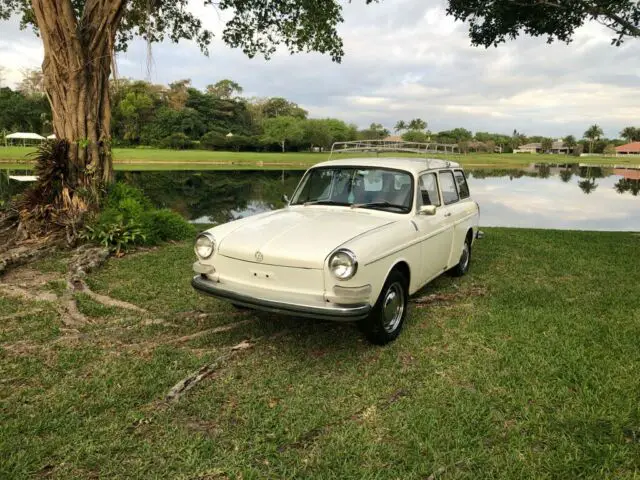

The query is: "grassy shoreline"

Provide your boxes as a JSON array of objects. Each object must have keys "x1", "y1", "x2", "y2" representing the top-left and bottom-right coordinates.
[
  {"x1": 2, "y1": 146, "x2": 639, "y2": 171},
  {"x1": 1, "y1": 228, "x2": 640, "y2": 478}
]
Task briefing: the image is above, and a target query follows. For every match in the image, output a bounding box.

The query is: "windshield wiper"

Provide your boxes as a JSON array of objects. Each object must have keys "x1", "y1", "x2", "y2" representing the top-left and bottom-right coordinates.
[{"x1": 351, "y1": 201, "x2": 409, "y2": 212}]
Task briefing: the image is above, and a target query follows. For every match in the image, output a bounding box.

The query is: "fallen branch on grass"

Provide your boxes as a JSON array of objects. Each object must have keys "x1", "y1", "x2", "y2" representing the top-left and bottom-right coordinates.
[{"x1": 165, "y1": 340, "x2": 254, "y2": 402}]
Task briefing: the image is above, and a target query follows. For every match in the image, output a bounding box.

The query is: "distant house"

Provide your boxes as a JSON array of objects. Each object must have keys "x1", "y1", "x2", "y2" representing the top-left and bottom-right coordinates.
[
  {"x1": 383, "y1": 135, "x2": 403, "y2": 142},
  {"x1": 513, "y1": 143, "x2": 540, "y2": 154},
  {"x1": 514, "y1": 141, "x2": 571, "y2": 154},
  {"x1": 615, "y1": 142, "x2": 640, "y2": 155}
]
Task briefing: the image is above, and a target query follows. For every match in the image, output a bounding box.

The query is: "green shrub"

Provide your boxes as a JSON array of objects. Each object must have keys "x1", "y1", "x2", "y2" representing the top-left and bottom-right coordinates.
[
  {"x1": 160, "y1": 133, "x2": 193, "y2": 150},
  {"x1": 104, "y1": 182, "x2": 152, "y2": 211},
  {"x1": 200, "y1": 131, "x2": 227, "y2": 150},
  {"x1": 82, "y1": 218, "x2": 146, "y2": 255},
  {"x1": 84, "y1": 183, "x2": 195, "y2": 252},
  {"x1": 141, "y1": 209, "x2": 196, "y2": 244}
]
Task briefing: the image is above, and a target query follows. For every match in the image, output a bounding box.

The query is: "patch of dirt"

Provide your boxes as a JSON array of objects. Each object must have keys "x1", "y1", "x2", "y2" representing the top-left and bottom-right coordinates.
[
  {"x1": 412, "y1": 285, "x2": 488, "y2": 307},
  {"x1": 0, "y1": 284, "x2": 58, "y2": 302},
  {"x1": 1, "y1": 267, "x2": 61, "y2": 288}
]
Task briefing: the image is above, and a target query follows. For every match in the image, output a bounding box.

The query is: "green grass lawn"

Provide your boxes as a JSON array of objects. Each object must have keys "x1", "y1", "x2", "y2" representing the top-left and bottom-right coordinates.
[
  {"x1": 1, "y1": 228, "x2": 640, "y2": 478},
  {"x1": 2, "y1": 146, "x2": 639, "y2": 171}
]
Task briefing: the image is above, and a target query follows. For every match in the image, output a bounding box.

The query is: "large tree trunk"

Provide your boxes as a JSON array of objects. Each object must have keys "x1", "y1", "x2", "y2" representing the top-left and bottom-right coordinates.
[{"x1": 31, "y1": 0, "x2": 126, "y2": 189}]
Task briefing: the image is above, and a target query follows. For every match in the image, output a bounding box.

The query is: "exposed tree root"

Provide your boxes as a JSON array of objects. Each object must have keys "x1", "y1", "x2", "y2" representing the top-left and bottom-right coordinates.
[
  {"x1": 58, "y1": 295, "x2": 91, "y2": 327},
  {"x1": 67, "y1": 245, "x2": 110, "y2": 283},
  {"x1": 0, "y1": 243, "x2": 58, "y2": 277},
  {"x1": 165, "y1": 340, "x2": 254, "y2": 402},
  {"x1": 73, "y1": 280, "x2": 148, "y2": 313},
  {"x1": 166, "y1": 319, "x2": 255, "y2": 345},
  {"x1": 0, "y1": 308, "x2": 44, "y2": 321}
]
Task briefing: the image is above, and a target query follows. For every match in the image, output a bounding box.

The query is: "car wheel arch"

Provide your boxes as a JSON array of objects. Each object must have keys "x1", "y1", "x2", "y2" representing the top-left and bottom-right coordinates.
[
  {"x1": 386, "y1": 260, "x2": 410, "y2": 290},
  {"x1": 466, "y1": 228, "x2": 474, "y2": 245}
]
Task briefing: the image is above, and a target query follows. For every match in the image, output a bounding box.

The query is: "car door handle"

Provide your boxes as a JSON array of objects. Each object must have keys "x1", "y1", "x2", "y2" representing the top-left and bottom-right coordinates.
[{"x1": 444, "y1": 212, "x2": 452, "y2": 217}]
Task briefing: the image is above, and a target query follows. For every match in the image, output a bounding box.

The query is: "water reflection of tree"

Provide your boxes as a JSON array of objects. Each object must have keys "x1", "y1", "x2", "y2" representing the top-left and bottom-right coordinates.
[
  {"x1": 537, "y1": 164, "x2": 551, "y2": 179},
  {"x1": 116, "y1": 170, "x2": 303, "y2": 223},
  {"x1": 578, "y1": 178, "x2": 598, "y2": 194},
  {"x1": 576, "y1": 166, "x2": 602, "y2": 195},
  {"x1": 468, "y1": 169, "x2": 528, "y2": 180},
  {"x1": 559, "y1": 169, "x2": 573, "y2": 183},
  {"x1": 614, "y1": 178, "x2": 640, "y2": 196}
]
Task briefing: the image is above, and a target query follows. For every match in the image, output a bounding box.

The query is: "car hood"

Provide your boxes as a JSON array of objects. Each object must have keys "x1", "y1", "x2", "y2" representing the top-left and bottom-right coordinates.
[{"x1": 218, "y1": 208, "x2": 396, "y2": 269}]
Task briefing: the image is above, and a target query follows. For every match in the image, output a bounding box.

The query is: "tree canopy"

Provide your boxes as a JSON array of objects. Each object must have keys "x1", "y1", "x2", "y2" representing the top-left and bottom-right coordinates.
[
  {"x1": 1, "y1": 0, "x2": 377, "y2": 62},
  {"x1": 446, "y1": 0, "x2": 640, "y2": 47}
]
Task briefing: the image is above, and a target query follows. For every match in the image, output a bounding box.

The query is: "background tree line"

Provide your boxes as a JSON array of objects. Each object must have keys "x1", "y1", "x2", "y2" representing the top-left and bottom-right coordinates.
[{"x1": 0, "y1": 69, "x2": 635, "y2": 155}]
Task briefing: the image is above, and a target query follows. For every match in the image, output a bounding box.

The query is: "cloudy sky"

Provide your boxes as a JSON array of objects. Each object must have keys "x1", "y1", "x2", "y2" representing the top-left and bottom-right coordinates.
[{"x1": 1, "y1": 0, "x2": 639, "y2": 138}]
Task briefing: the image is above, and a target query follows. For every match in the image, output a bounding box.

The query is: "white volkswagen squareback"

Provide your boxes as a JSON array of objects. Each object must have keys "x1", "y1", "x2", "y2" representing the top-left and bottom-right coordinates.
[{"x1": 192, "y1": 142, "x2": 480, "y2": 344}]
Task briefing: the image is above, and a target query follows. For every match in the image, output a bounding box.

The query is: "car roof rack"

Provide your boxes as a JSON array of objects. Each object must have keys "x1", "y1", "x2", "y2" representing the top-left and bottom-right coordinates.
[{"x1": 328, "y1": 140, "x2": 459, "y2": 167}]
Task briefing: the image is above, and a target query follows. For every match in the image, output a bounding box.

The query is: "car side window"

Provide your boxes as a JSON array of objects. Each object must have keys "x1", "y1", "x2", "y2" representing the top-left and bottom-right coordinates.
[
  {"x1": 418, "y1": 173, "x2": 441, "y2": 207},
  {"x1": 454, "y1": 170, "x2": 470, "y2": 199},
  {"x1": 439, "y1": 171, "x2": 459, "y2": 205}
]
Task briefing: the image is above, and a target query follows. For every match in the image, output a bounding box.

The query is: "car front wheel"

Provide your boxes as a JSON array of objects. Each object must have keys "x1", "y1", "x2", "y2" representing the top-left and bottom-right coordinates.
[{"x1": 359, "y1": 270, "x2": 409, "y2": 345}]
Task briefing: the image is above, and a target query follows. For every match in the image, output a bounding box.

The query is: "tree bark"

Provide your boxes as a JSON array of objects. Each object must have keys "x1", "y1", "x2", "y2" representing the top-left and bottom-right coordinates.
[{"x1": 30, "y1": 0, "x2": 127, "y2": 189}]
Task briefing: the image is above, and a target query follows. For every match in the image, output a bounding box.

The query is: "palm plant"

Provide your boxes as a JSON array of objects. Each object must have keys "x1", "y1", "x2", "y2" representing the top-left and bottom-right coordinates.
[
  {"x1": 583, "y1": 125, "x2": 604, "y2": 153},
  {"x1": 620, "y1": 127, "x2": 639, "y2": 143},
  {"x1": 394, "y1": 120, "x2": 407, "y2": 133},
  {"x1": 408, "y1": 118, "x2": 427, "y2": 131}
]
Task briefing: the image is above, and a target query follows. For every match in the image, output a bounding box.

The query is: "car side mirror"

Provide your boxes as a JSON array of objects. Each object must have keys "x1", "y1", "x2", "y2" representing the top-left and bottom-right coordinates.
[
  {"x1": 282, "y1": 194, "x2": 290, "y2": 204},
  {"x1": 418, "y1": 205, "x2": 436, "y2": 216}
]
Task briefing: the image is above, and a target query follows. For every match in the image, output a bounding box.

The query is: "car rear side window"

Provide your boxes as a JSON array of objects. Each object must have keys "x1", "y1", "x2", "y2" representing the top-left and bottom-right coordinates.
[
  {"x1": 454, "y1": 170, "x2": 470, "y2": 199},
  {"x1": 439, "y1": 171, "x2": 459, "y2": 205},
  {"x1": 418, "y1": 173, "x2": 441, "y2": 207}
]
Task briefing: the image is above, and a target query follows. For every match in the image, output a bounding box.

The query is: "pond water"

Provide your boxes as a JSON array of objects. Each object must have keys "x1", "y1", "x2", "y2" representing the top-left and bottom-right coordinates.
[{"x1": 1, "y1": 164, "x2": 638, "y2": 231}]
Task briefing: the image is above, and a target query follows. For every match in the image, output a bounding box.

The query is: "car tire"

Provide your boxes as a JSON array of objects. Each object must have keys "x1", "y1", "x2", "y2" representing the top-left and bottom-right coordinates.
[
  {"x1": 359, "y1": 270, "x2": 409, "y2": 345},
  {"x1": 450, "y1": 235, "x2": 471, "y2": 277}
]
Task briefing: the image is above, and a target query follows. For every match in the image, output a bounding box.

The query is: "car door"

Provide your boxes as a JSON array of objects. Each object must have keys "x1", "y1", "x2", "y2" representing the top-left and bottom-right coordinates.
[
  {"x1": 413, "y1": 171, "x2": 454, "y2": 285},
  {"x1": 437, "y1": 170, "x2": 462, "y2": 267}
]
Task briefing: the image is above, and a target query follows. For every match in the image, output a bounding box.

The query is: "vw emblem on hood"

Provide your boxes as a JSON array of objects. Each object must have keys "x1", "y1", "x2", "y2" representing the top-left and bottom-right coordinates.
[{"x1": 255, "y1": 251, "x2": 264, "y2": 262}]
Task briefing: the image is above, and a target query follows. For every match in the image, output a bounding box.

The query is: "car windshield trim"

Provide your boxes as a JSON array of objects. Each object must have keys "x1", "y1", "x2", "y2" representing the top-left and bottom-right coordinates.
[
  {"x1": 290, "y1": 166, "x2": 414, "y2": 214},
  {"x1": 350, "y1": 201, "x2": 411, "y2": 212},
  {"x1": 302, "y1": 200, "x2": 350, "y2": 206}
]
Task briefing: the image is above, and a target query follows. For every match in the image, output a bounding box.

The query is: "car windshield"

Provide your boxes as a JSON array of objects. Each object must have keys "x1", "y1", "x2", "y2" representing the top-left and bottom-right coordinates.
[{"x1": 290, "y1": 167, "x2": 413, "y2": 213}]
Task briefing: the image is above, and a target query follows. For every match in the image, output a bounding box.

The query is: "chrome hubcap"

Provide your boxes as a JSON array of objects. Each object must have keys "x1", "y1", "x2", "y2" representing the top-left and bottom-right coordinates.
[
  {"x1": 460, "y1": 242, "x2": 470, "y2": 270},
  {"x1": 382, "y1": 282, "x2": 405, "y2": 333}
]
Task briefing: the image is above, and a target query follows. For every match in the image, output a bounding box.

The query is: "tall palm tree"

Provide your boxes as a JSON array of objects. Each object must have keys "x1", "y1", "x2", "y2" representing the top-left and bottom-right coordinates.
[
  {"x1": 583, "y1": 124, "x2": 604, "y2": 153},
  {"x1": 394, "y1": 120, "x2": 407, "y2": 133},
  {"x1": 408, "y1": 118, "x2": 427, "y2": 131},
  {"x1": 620, "y1": 127, "x2": 638, "y2": 143}
]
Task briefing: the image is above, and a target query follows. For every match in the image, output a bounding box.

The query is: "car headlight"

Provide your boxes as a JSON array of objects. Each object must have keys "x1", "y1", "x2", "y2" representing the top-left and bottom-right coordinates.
[
  {"x1": 328, "y1": 249, "x2": 358, "y2": 281},
  {"x1": 194, "y1": 232, "x2": 216, "y2": 259}
]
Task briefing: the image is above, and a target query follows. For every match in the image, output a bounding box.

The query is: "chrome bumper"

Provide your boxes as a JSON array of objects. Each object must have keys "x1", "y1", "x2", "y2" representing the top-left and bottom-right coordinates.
[{"x1": 191, "y1": 275, "x2": 371, "y2": 321}]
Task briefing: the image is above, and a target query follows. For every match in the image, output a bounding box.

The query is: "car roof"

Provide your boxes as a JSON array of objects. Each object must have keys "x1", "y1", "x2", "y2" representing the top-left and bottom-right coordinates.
[{"x1": 310, "y1": 157, "x2": 461, "y2": 175}]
